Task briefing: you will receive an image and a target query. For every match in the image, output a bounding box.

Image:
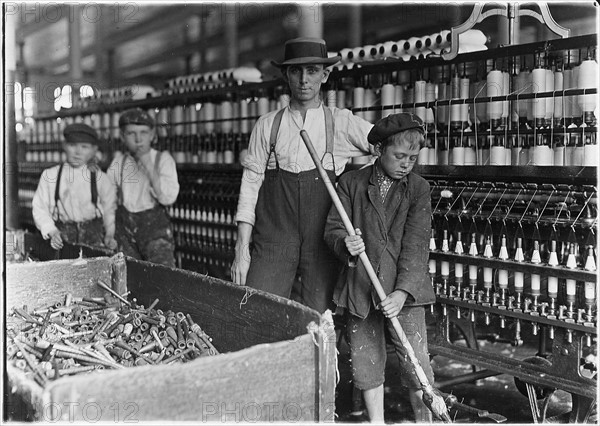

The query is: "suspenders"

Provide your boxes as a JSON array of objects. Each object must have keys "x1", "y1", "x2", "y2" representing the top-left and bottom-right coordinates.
[
  {"x1": 117, "y1": 151, "x2": 163, "y2": 206},
  {"x1": 267, "y1": 105, "x2": 335, "y2": 171},
  {"x1": 52, "y1": 163, "x2": 100, "y2": 222}
]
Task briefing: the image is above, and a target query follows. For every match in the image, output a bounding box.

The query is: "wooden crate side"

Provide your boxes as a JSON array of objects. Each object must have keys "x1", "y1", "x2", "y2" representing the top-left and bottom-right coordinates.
[
  {"x1": 45, "y1": 334, "x2": 319, "y2": 422},
  {"x1": 316, "y1": 313, "x2": 338, "y2": 422},
  {"x1": 123, "y1": 258, "x2": 321, "y2": 352},
  {"x1": 4, "y1": 365, "x2": 46, "y2": 422},
  {"x1": 6, "y1": 257, "x2": 115, "y2": 309}
]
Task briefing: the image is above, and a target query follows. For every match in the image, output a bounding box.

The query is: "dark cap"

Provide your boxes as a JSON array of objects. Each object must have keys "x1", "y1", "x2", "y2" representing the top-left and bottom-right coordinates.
[
  {"x1": 119, "y1": 108, "x2": 155, "y2": 129},
  {"x1": 63, "y1": 123, "x2": 99, "y2": 145},
  {"x1": 367, "y1": 113, "x2": 425, "y2": 145},
  {"x1": 271, "y1": 37, "x2": 341, "y2": 68}
]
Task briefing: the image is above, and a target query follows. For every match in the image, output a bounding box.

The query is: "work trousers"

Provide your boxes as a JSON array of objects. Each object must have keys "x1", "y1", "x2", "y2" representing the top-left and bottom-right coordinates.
[
  {"x1": 246, "y1": 168, "x2": 339, "y2": 313},
  {"x1": 116, "y1": 205, "x2": 176, "y2": 267}
]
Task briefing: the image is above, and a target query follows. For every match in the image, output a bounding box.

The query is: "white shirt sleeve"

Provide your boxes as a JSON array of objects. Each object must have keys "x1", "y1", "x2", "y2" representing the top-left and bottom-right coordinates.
[
  {"x1": 234, "y1": 115, "x2": 271, "y2": 226},
  {"x1": 32, "y1": 167, "x2": 60, "y2": 238},
  {"x1": 152, "y1": 151, "x2": 180, "y2": 206}
]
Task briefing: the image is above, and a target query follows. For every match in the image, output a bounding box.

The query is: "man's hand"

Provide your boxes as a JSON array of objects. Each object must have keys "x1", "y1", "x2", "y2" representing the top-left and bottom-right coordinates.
[
  {"x1": 48, "y1": 229, "x2": 64, "y2": 250},
  {"x1": 378, "y1": 290, "x2": 408, "y2": 319},
  {"x1": 230, "y1": 243, "x2": 251, "y2": 285},
  {"x1": 104, "y1": 235, "x2": 118, "y2": 250},
  {"x1": 344, "y1": 228, "x2": 365, "y2": 256}
]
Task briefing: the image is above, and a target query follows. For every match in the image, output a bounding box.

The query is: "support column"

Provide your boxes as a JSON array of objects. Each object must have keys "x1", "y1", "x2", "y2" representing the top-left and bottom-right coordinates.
[
  {"x1": 297, "y1": 4, "x2": 322, "y2": 38},
  {"x1": 348, "y1": 5, "x2": 362, "y2": 48},
  {"x1": 5, "y1": 11, "x2": 19, "y2": 230},
  {"x1": 94, "y1": 5, "x2": 108, "y2": 91},
  {"x1": 69, "y1": 4, "x2": 83, "y2": 103},
  {"x1": 225, "y1": 12, "x2": 238, "y2": 68}
]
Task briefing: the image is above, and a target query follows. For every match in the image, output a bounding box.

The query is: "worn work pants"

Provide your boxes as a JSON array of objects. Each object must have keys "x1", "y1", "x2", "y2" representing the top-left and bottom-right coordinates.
[
  {"x1": 116, "y1": 205, "x2": 176, "y2": 267},
  {"x1": 246, "y1": 168, "x2": 339, "y2": 313},
  {"x1": 57, "y1": 217, "x2": 104, "y2": 249}
]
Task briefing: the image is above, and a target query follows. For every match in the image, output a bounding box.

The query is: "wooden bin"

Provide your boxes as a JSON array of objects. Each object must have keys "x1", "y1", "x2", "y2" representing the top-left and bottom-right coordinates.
[{"x1": 5, "y1": 254, "x2": 337, "y2": 422}]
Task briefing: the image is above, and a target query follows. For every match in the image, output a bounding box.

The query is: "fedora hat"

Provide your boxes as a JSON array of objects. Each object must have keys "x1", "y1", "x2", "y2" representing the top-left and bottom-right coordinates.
[{"x1": 271, "y1": 37, "x2": 341, "y2": 68}]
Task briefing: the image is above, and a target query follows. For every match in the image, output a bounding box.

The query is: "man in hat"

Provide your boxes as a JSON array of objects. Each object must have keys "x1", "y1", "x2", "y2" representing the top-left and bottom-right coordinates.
[
  {"x1": 231, "y1": 37, "x2": 374, "y2": 313},
  {"x1": 324, "y1": 113, "x2": 435, "y2": 422},
  {"x1": 32, "y1": 123, "x2": 117, "y2": 251},
  {"x1": 108, "y1": 108, "x2": 179, "y2": 267}
]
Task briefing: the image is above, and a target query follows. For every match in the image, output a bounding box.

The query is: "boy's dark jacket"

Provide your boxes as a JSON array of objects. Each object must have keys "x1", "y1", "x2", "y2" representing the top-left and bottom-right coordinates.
[{"x1": 324, "y1": 162, "x2": 435, "y2": 319}]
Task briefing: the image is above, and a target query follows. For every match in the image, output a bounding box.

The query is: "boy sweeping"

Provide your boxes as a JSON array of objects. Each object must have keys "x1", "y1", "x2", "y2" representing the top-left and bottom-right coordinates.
[{"x1": 324, "y1": 113, "x2": 436, "y2": 423}]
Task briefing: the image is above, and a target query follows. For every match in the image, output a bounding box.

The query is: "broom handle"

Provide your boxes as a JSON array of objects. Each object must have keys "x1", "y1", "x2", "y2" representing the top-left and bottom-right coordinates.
[{"x1": 299, "y1": 129, "x2": 434, "y2": 391}]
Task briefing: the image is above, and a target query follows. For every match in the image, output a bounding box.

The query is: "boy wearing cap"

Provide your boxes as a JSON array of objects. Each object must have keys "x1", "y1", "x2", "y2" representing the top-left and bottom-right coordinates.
[
  {"x1": 32, "y1": 123, "x2": 117, "y2": 251},
  {"x1": 231, "y1": 37, "x2": 373, "y2": 313},
  {"x1": 108, "y1": 108, "x2": 179, "y2": 267},
  {"x1": 324, "y1": 113, "x2": 436, "y2": 422}
]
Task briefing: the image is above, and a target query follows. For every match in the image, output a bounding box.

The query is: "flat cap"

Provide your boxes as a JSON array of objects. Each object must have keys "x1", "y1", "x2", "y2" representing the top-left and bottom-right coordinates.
[
  {"x1": 367, "y1": 113, "x2": 425, "y2": 145},
  {"x1": 63, "y1": 123, "x2": 99, "y2": 145},
  {"x1": 119, "y1": 108, "x2": 155, "y2": 128}
]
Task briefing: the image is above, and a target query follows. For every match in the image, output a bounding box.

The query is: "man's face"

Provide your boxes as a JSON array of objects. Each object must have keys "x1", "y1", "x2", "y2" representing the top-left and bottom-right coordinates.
[
  {"x1": 63, "y1": 142, "x2": 97, "y2": 168},
  {"x1": 285, "y1": 64, "x2": 330, "y2": 103},
  {"x1": 378, "y1": 137, "x2": 420, "y2": 180},
  {"x1": 121, "y1": 124, "x2": 154, "y2": 158}
]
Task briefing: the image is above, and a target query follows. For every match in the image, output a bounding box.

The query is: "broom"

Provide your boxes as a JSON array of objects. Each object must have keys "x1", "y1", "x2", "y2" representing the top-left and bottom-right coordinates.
[{"x1": 299, "y1": 130, "x2": 451, "y2": 422}]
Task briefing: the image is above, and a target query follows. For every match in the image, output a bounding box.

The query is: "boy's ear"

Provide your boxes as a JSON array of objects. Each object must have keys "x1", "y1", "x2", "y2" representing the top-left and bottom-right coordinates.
[
  {"x1": 321, "y1": 68, "x2": 330, "y2": 83},
  {"x1": 373, "y1": 143, "x2": 382, "y2": 157}
]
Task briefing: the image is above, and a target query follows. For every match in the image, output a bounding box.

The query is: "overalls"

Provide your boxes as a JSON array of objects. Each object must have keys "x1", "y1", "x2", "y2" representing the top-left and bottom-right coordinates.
[
  {"x1": 246, "y1": 106, "x2": 339, "y2": 313},
  {"x1": 115, "y1": 151, "x2": 176, "y2": 267},
  {"x1": 53, "y1": 163, "x2": 104, "y2": 248}
]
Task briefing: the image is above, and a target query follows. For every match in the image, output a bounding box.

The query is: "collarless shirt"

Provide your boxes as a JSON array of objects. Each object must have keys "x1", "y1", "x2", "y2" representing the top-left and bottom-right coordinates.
[
  {"x1": 235, "y1": 104, "x2": 374, "y2": 226},
  {"x1": 108, "y1": 149, "x2": 180, "y2": 213}
]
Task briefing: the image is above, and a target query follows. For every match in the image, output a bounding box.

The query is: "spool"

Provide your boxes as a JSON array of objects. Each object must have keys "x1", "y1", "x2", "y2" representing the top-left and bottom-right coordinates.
[
  {"x1": 563, "y1": 67, "x2": 574, "y2": 120},
  {"x1": 486, "y1": 69, "x2": 503, "y2": 124},
  {"x1": 394, "y1": 84, "x2": 404, "y2": 113},
  {"x1": 221, "y1": 100, "x2": 233, "y2": 134},
  {"x1": 554, "y1": 144, "x2": 565, "y2": 166},
  {"x1": 449, "y1": 75, "x2": 461, "y2": 125},
  {"x1": 464, "y1": 146, "x2": 477, "y2": 165},
  {"x1": 583, "y1": 143, "x2": 598, "y2": 166},
  {"x1": 414, "y1": 80, "x2": 427, "y2": 122},
  {"x1": 545, "y1": 68, "x2": 555, "y2": 123},
  {"x1": 553, "y1": 69, "x2": 564, "y2": 124},
  {"x1": 451, "y1": 147, "x2": 465, "y2": 165},
  {"x1": 203, "y1": 102, "x2": 215, "y2": 133},
  {"x1": 239, "y1": 98, "x2": 250, "y2": 134},
  {"x1": 404, "y1": 37, "x2": 423, "y2": 55},
  {"x1": 339, "y1": 48, "x2": 354, "y2": 63},
  {"x1": 257, "y1": 95, "x2": 269, "y2": 117},
  {"x1": 458, "y1": 29, "x2": 487, "y2": 46},
  {"x1": 326, "y1": 89, "x2": 337, "y2": 108},
  {"x1": 578, "y1": 59, "x2": 598, "y2": 123},
  {"x1": 531, "y1": 68, "x2": 546, "y2": 126},
  {"x1": 379, "y1": 41, "x2": 399, "y2": 58},
  {"x1": 364, "y1": 87, "x2": 376, "y2": 123},
  {"x1": 418, "y1": 147, "x2": 430, "y2": 165},
  {"x1": 490, "y1": 146, "x2": 507, "y2": 165},
  {"x1": 502, "y1": 71, "x2": 510, "y2": 120},
  {"x1": 437, "y1": 81, "x2": 448, "y2": 126},
  {"x1": 381, "y1": 83, "x2": 395, "y2": 118},
  {"x1": 425, "y1": 82, "x2": 436, "y2": 124},
  {"x1": 336, "y1": 88, "x2": 346, "y2": 109},
  {"x1": 172, "y1": 105, "x2": 184, "y2": 136},
  {"x1": 531, "y1": 145, "x2": 553, "y2": 165},
  {"x1": 571, "y1": 64, "x2": 582, "y2": 119},
  {"x1": 460, "y1": 77, "x2": 470, "y2": 124},
  {"x1": 353, "y1": 86, "x2": 365, "y2": 120}
]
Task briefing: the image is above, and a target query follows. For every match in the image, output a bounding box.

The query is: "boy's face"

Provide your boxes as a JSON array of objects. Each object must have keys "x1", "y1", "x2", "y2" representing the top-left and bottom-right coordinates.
[
  {"x1": 121, "y1": 124, "x2": 154, "y2": 158},
  {"x1": 285, "y1": 64, "x2": 330, "y2": 103},
  {"x1": 377, "y1": 137, "x2": 420, "y2": 180},
  {"x1": 63, "y1": 142, "x2": 97, "y2": 168}
]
